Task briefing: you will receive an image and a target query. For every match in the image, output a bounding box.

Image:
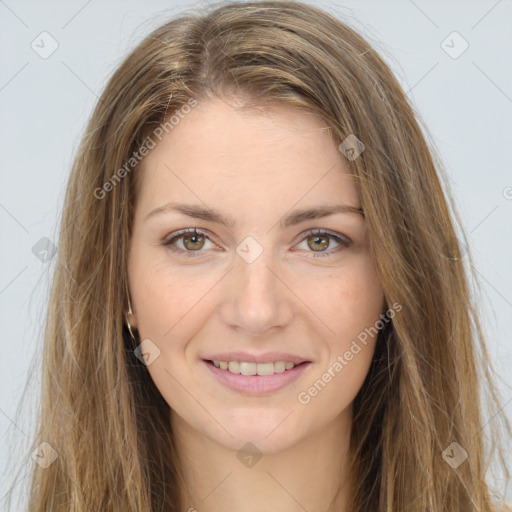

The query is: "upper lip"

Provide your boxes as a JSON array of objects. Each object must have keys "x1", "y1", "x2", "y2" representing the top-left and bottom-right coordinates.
[{"x1": 203, "y1": 351, "x2": 310, "y2": 364}]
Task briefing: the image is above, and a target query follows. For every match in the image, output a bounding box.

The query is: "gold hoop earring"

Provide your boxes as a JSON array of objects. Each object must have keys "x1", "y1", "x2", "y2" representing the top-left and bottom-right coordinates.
[{"x1": 125, "y1": 297, "x2": 137, "y2": 342}]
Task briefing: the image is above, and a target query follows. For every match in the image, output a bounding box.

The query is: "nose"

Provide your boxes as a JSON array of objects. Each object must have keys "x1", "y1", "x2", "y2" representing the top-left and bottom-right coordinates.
[{"x1": 219, "y1": 245, "x2": 294, "y2": 336}]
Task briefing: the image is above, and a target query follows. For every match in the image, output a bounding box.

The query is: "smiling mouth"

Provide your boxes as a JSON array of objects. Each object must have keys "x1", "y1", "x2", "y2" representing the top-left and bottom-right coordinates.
[{"x1": 205, "y1": 359, "x2": 309, "y2": 376}]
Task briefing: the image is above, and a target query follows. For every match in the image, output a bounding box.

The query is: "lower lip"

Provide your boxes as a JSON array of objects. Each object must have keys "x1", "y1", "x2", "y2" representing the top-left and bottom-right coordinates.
[{"x1": 204, "y1": 360, "x2": 311, "y2": 395}]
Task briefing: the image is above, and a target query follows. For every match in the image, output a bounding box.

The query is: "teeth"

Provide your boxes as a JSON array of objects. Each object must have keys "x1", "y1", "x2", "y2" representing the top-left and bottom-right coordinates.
[
  {"x1": 273, "y1": 361, "x2": 286, "y2": 373},
  {"x1": 212, "y1": 360, "x2": 299, "y2": 375}
]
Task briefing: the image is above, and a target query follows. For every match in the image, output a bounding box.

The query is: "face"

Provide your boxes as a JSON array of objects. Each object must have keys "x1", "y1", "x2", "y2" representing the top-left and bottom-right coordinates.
[{"x1": 127, "y1": 96, "x2": 385, "y2": 454}]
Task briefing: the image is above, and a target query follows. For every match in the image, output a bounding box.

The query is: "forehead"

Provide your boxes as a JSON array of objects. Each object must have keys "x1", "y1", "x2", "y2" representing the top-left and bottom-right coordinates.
[{"x1": 136, "y1": 97, "x2": 359, "y2": 216}]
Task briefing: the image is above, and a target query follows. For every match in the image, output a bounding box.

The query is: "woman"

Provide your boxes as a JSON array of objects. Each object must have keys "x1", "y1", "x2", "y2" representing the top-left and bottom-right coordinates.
[{"x1": 14, "y1": 1, "x2": 511, "y2": 510}]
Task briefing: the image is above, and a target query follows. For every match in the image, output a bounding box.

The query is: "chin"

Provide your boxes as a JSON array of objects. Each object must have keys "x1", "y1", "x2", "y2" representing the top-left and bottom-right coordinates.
[{"x1": 204, "y1": 410, "x2": 308, "y2": 455}]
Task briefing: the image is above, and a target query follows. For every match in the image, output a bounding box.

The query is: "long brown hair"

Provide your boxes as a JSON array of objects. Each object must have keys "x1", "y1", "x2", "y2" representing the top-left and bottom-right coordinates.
[{"x1": 5, "y1": 1, "x2": 511, "y2": 510}]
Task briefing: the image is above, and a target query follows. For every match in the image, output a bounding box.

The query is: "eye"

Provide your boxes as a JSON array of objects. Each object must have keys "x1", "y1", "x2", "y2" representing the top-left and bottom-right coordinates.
[
  {"x1": 162, "y1": 228, "x2": 217, "y2": 257},
  {"x1": 293, "y1": 229, "x2": 352, "y2": 257}
]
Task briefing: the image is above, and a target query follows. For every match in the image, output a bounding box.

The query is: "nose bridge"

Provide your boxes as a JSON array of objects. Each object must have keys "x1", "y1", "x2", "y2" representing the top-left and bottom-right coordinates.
[{"x1": 222, "y1": 238, "x2": 293, "y2": 334}]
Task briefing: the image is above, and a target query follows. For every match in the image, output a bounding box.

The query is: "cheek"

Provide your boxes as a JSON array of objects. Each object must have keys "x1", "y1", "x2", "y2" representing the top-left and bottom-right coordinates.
[
  {"x1": 295, "y1": 339, "x2": 375, "y2": 434},
  {"x1": 297, "y1": 254, "x2": 385, "y2": 346},
  {"x1": 128, "y1": 260, "x2": 212, "y2": 413},
  {"x1": 298, "y1": 256, "x2": 384, "y2": 391},
  {"x1": 129, "y1": 254, "x2": 215, "y2": 339},
  {"x1": 295, "y1": 264, "x2": 384, "y2": 419},
  {"x1": 335, "y1": 276, "x2": 385, "y2": 345}
]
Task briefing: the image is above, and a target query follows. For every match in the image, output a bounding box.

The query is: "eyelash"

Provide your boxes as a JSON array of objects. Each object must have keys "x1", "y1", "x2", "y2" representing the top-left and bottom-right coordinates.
[{"x1": 161, "y1": 228, "x2": 352, "y2": 258}]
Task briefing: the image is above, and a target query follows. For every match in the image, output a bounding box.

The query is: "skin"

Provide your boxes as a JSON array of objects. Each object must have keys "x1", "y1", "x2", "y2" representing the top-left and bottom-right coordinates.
[{"x1": 127, "y1": 96, "x2": 386, "y2": 512}]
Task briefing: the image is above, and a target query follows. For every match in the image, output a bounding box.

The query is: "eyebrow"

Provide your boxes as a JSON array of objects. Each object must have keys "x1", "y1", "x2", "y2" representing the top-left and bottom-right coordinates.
[{"x1": 144, "y1": 202, "x2": 365, "y2": 228}]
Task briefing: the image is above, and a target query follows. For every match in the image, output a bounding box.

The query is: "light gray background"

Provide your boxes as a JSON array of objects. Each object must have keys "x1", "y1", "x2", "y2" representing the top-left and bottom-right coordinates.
[{"x1": 1, "y1": 0, "x2": 511, "y2": 509}]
